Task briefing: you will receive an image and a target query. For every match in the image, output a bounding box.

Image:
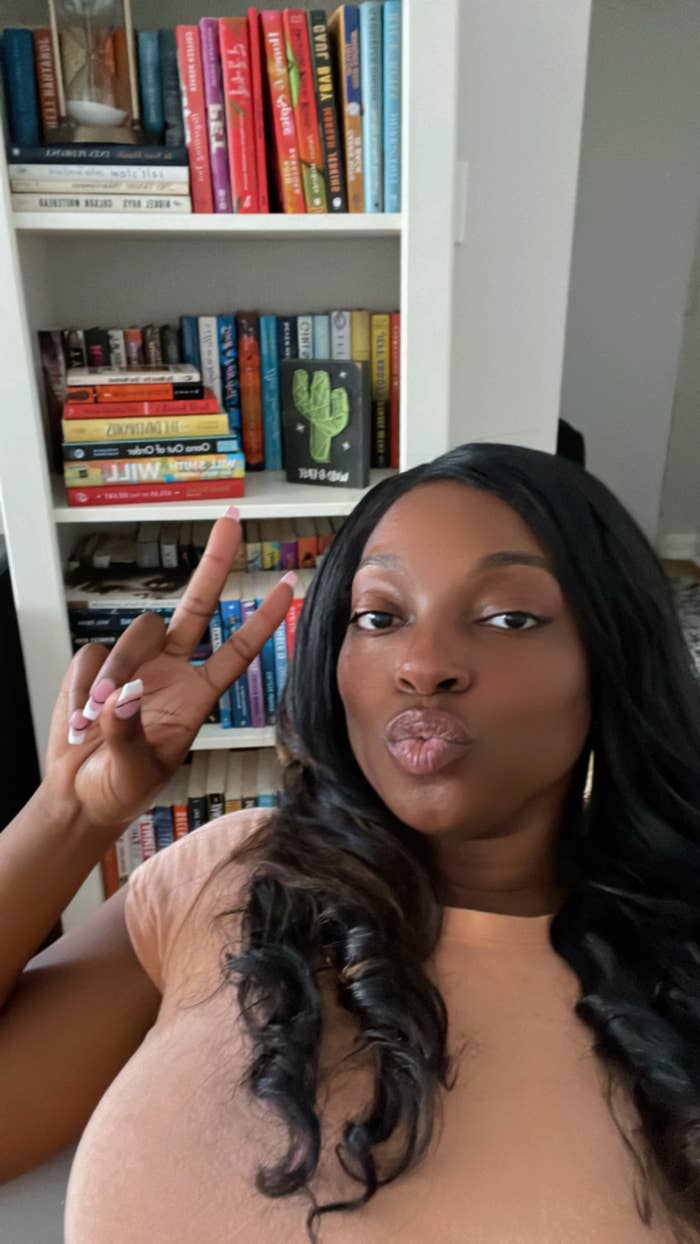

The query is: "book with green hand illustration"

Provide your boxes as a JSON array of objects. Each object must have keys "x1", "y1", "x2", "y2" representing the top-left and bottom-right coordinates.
[{"x1": 279, "y1": 359, "x2": 371, "y2": 488}]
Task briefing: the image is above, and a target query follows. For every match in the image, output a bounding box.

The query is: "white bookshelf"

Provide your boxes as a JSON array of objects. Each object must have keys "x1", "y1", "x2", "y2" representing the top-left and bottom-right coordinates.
[{"x1": 0, "y1": 0, "x2": 459, "y2": 928}]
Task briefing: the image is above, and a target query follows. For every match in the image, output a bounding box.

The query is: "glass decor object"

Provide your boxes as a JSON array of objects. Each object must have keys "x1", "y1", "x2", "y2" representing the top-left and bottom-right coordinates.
[{"x1": 46, "y1": 0, "x2": 145, "y2": 143}]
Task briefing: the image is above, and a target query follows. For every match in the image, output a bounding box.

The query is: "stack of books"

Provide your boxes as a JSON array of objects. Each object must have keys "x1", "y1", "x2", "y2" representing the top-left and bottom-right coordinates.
[
  {"x1": 61, "y1": 364, "x2": 245, "y2": 508},
  {"x1": 7, "y1": 143, "x2": 192, "y2": 215},
  {"x1": 65, "y1": 563, "x2": 315, "y2": 730},
  {"x1": 101, "y1": 747, "x2": 284, "y2": 898},
  {"x1": 40, "y1": 308, "x2": 400, "y2": 479},
  {"x1": 3, "y1": 4, "x2": 402, "y2": 215}
]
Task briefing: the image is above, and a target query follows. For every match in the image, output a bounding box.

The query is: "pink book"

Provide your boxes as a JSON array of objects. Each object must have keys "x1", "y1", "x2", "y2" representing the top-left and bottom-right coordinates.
[
  {"x1": 247, "y1": 7, "x2": 269, "y2": 213},
  {"x1": 175, "y1": 26, "x2": 214, "y2": 214},
  {"x1": 219, "y1": 17, "x2": 258, "y2": 212},
  {"x1": 199, "y1": 17, "x2": 233, "y2": 213}
]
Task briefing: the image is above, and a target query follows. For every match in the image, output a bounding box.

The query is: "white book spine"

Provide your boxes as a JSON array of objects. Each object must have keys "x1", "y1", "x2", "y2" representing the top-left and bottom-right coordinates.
[
  {"x1": 297, "y1": 315, "x2": 313, "y2": 359},
  {"x1": 12, "y1": 193, "x2": 192, "y2": 213},
  {"x1": 107, "y1": 329, "x2": 127, "y2": 368},
  {"x1": 9, "y1": 162, "x2": 190, "y2": 184},
  {"x1": 197, "y1": 317, "x2": 223, "y2": 406},
  {"x1": 330, "y1": 310, "x2": 352, "y2": 359}
]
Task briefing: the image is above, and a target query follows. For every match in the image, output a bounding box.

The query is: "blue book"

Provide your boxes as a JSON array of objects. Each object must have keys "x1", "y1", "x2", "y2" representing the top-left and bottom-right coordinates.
[
  {"x1": 2, "y1": 30, "x2": 40, "y2": 148},
  {"x1": 208, "y1": 610, "x2": 232, "y2": 729},
  {"x1": 217, "y1": 314, "x2": 241, "y2": 437},
  {"x1": 312, "y1": 313, "x2": 331, "y2": 360},
  {"x1": 179, "y1": 315, "x2": 201, "y2": 370},
  {"x1": 259, "y1": 315, "x2": 282, "y2": 470},
  {"x1": 359, "y1": 3, "x2": 383, "y2": 212},
  {"x1": 152, "y1": 800, "x2": 174, "y2": 850},
  {"x1": 158, "y1": 29, "x2": 185, "y2": 147},
  {"x1": 382, "y1": 0, "x2": 402, "y2": 212},
  {"x1": 253, "y1": 577, "x2": 278, "y2": 725},
  {"x1": 219, "y1": 574, "x2": 251, "y2": 728},
  {"x1": 272, "y1": 617, "x2": 289, "y2": 699},
  {"x1": 137, "y1": 31, "x2": 164, "y2": 136}
]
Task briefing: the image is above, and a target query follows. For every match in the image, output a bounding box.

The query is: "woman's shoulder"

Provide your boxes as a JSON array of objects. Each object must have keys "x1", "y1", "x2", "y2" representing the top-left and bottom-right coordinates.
[{"x1": 123, "y1": 807, "x2": 274, "y2": 993}]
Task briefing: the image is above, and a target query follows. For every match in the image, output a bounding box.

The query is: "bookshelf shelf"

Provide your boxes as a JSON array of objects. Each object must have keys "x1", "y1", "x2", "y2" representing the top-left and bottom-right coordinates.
[
  {"x1": 13, "y1": 212, "x2": 404, "y2": 240},
  {"x1": 192, "y1": 724, "x2": 276, "y2": 751},
  {"x1": 52, "y1": 469, "x2": 397, "y2": 522}
]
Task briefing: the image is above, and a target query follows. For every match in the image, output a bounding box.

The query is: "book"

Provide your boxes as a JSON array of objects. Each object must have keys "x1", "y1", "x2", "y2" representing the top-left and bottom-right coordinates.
[
  {"x1": 224, "y1": 751, "x2": 243, "y2": 812},
  {"x1": 2, "y1": 30, "x2": 40, "y2": 149},
  {"x1": 370, "y1": 312, "x2": 391, "y2": 468},
  {"x1": 11, "y1": 192, "x2": 192, "y2": 213},
  {"x1": 313, "y1": 313, "x2": 331, "y2": 359},
  {"x1": 197, "y1": 317, "x2": 223, "y2": 407},
  {"x1": 138, "y1": 810, "x2": 157, "y2": 860},
  {"x1": 260, "y1": 519, "x2": 281, "y2": 570},
  {"x1": 206, "y1": 750, "x2": 228, "y2": 819},
  {"x1": 107, "y1": 329, "x2": 127, "y2": 368},
  {"x1": 245, "y1": 520, "x2": 262, "y2": 571},
  {"x1": 294, "y1": 516, "x2": 318, "y2": 568},
  {"x1": 65, "y1": 478, "x2": 245, "y2": 507},
  {"x1": 67, "y1": 363, "x2": 202, "y2": 386},
  {"x1": 280, "y1": 358, "x2": 371, "y2": 488},
  {"x1": 62, "y1": 391, "x2": 221, "y2": 419},
  {"x1": 309, "y1": 10, "x2": 347, "y2": 212},
  {"x1": 84, "y1": 328, "x2": 110, "y2": 368},
  {"x1": 277, "y1": 315, "x2": 298, "y2": 360},
  {"x1": 176, "y1": 25, "x2": 214, "y2": 214},
  {"x1": 260, "y1": 10, "x2": 305, "y2": 214},
  {"x1": 142, "y1": 324, "x2": 163, "y2": 365},
  {"x1": 219, "y1": 571, "x2": 251, "y2": 728},
  {"x1": 124, "y1": 328, "x2": 144, "y2": 367},
  {"x1": 179, "y1": 315, "x2": 202, "y2": 370},
  {"x1": 390, "y1": 310, "x2": 400, "y2": 468},
  {"x1": 240, "y1": 750, "x2": 258, "y2": 808},
  {"x1": 278, "y1": 522, "x2": 299, "y2": 569},
  {"x1": 171, "y1": 766, "x2": 190, "y2": 839},
  {"x1": 256, "y1": 749, "x2": 282, "y2": 806},
  {"x1": 64, "y1": 453, "x2": 245, "y2": 488},
  {"x1": 207, "y1": 609, "x2": 233, "y2": 729},
  {"x1": 351, "y1": 309, "x2": 370, "y2": 362},
  {"x1": 286, "y1": 568, "x2": 314, "y2": 658},
  {"x1": 271, "y1": 604, "x2": 289, "y2": 697},
  {"x1": 32, "y1": 29, "x2": 59, "y2": 138},
  {"x1": 217, "y1": 315, "x2": 241, "y2": 435},
  {"x1": 247, "y1": 7, "x2": 270, "y2": 213},
  {"x1": 38, "y1": 328, "x2": 66, "y2": 473},
  {"x1": 8, "y1": 165, "x2": 189, "y2": 193},
  {"x1": 137, "y1": 31, "x2": 164, "y2": 137},
  {"x1": 259, "y1": 314, "x2": 283, "y2": 470},
  {"x1": 153, "y1": 776, "x2": 176, "y2": 850},
  {"x1": 251, "y1": 573, "x2": 278, "y2": 724},
  {"x1": 219, "y1": 17, "x2": 259, "y2": 213},
  {"x1": 62, "y1": 413, "x2": 230, "y2": 443},
  {"x1": 359, "y1": 2, "x2": 383, "y2": 212},
  {"x1": 136, "y1": 523, "x2": 161, "y2": 568},
  {"x1": 159, "y1": 28, "x2": 186, "y2": 147},
  {"x1": 159, "y1": 522, "x2": 180, "y2": 567},
  {"x1": 383, "y1": 0, "x2": 402, "y2": 212},
  {"x1": 66, "y1": 381, "x2": 204, "y2": 403},
  {"x1": 330, "y1": 310, "x2": 352, "y2": 358},
  {"x1": 328, "y1": 6, "x2": 363, "y2": 213},
  {"x1": 237, "y1": 313, "x2": 265, "y2": 470},
  {"x1": 7, "y1": 144, "x2": 189, "y2": 165},
  {"x1": 160, "y1": 324, "x2": 181, "y2": 364},
  {"x1": 297, "y1": 314, "x2": 314, "y2": 358},
  {"x1": 282, "y1": 10, "x2": 327, "y2": 213},
  {"x1": 187, "y1": 752, "x2": 209, "y2": 829},
  {"x1": 64, "y1": 329, "x2": 86, "y2": 366},
  {"x1": 199, "y1": 18, "x2": 232, "y2": 213},
  {"x1": 239, "y1": 583, "x2": 267, "y2": 727}
]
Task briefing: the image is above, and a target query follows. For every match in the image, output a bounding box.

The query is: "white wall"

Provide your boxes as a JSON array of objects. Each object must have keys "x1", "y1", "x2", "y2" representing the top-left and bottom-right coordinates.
[
  {"x1": 559, "y1": 0, "x2": 700, "y2": 541},
  {"x1": 658, "y1": 210, "x2": 700, "y2": 557},
  {"x1": 449, "y1": 0, "x2": 592, "y2": 454}
]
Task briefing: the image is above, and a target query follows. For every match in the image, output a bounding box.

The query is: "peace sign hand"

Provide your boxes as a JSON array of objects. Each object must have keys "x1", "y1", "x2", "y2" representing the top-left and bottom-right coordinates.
[{"x1": 43, "y1": 510, "x2": 295, "y2": 842}]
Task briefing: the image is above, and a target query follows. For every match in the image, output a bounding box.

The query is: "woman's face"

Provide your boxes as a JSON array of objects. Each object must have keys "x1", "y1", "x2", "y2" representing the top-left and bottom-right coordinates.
[{"x1": 336, "y1": 481, "x2": 592, "y2": 842}]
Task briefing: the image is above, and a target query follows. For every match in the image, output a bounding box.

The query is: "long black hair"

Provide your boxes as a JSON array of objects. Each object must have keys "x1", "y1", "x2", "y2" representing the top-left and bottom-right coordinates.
[{"x1": 217, "y1": 443, "x2": 700, "y2": 1240}]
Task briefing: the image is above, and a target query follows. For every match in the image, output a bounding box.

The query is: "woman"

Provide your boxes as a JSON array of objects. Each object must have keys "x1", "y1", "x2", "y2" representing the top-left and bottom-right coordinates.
[{"x1": 1, "y1": 442, "x2": 699, "y2": 1243}]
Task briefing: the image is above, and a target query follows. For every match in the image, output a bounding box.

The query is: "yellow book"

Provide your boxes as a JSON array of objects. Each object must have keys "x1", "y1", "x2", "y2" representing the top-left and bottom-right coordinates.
[
  {"x1": 62, "y1": 413, "x2": 231, "y2": 442},
  {"x1": 371, "y1": 313, "x2": 391, "y2": 469},
  {"x1": 64, "y1": 455, "x2": 244, "y2": 487},
  {"x1": 351, "y1": 310, "x2": 370, "y2": 363}
]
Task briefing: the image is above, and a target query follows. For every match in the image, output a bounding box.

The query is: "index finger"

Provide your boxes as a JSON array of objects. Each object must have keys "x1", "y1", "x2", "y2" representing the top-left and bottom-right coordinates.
[{"x1": 163, "y1": 507, "x2": 242, "y2": 659}]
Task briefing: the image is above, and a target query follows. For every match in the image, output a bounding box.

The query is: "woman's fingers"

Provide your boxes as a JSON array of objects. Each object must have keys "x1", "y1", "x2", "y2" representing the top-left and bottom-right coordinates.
[
  {"x1": 70, "y1": 611, "x2": 168, "y2": 736},
  {"x1": 66, "y1": 641, "x2": 112, "y2": 746},
  {"x1": 164, "y1": 508, "x2": 242, "y2": 660},
  {"x1": 202, "y1": 572, "x2": 296, "y2": 699}
]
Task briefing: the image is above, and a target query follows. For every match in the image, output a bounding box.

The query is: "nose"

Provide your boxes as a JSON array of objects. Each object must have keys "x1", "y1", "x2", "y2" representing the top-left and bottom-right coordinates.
[{"x1": 395, "y1": 626, "x2": 472, "y2": 696}]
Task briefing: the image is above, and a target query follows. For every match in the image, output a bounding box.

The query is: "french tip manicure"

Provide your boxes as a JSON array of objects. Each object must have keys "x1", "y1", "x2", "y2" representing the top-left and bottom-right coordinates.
[
  {"x1": 68, "y1": 727, "x2": 86, "y2": 745},
  {"x1": 82, "y1": 700, "x2": 99, "y2": 721},
  {"x1": 280, "y1": 570, "x2": 298, "y2": 588},
  {"x1": 223, "y1": 505, "x2": 240, "y2": 522}
]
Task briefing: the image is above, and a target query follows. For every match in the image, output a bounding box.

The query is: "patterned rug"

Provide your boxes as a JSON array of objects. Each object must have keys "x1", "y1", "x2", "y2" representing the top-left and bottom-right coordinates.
[{"x1": 671, "y1": 576, "x2": 700, "y2": 677}]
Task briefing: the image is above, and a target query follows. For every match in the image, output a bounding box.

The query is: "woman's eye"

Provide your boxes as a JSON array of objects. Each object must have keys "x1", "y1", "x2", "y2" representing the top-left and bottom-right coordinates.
[
  {"x1": 349, "y1": 610, "x2": 399, "y2": 631},
  {"x1": 480, "y1": 611, "x2": 544, "y2": 631}
]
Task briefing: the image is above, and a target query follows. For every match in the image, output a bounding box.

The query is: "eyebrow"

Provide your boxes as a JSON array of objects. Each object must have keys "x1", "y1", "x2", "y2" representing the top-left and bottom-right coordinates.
[{"x1": 357, "y1": 551, "x2": 557, "y2": 578}]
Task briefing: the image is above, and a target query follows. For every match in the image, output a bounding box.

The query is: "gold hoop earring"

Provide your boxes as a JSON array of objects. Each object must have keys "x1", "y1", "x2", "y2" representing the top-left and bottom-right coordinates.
[{"x1": 583, "y1": 749, "x2": 595, "y2": 807}]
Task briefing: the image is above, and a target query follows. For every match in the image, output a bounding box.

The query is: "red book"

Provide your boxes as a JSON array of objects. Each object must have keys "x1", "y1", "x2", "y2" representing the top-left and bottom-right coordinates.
[
  {"x1": 260, "y1": 11, "x2": 305, "y2": 213},
  {"x1": 176, "y1": 25, "x2": 214, "y2": 214},
  {"x1": 33, "y1": 29, "x2": 59, "y2": 136},
  {"x1": 282, "y1": 11, "x2": 327, "y2": 213},
  {"x1": 173, "y1": 800, "x2": 189, "y2": 840},
  {"x1": 218, "y1": 17, "x2": 259, "y2": 212},
  {"x1": 247, "y1": 7, "x2": 269, "y2": 213},
  {"x1": 66, "y1": 383, "x2": 204, "y2": 403},
  {"x1": 236, "y1": 313, "x2": 265, "y2": 469},
  {"x1": 100, "y1": 847, "x2": 120, "y2": 899},
  {"x1": 65, "y1": 477, "x2": 245, "y2": 507},
  {"x1": 63, "y1": 390, "x2": 221, "y2": 419},
  {"x1": 124, "y1": 328, "x2": 144, "y2": 367},
  {"x1": 286, "y1": 598, "x2": 303, "y2": 658},
  {"x1": 390, "y1": 311, "x2": 400, "y2": 469}
]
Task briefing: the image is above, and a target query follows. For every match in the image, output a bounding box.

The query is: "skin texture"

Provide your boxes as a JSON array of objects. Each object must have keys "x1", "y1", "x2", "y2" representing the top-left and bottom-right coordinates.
[{"x1": 336, "y1": 480, "x2": 592, "y2": 917}]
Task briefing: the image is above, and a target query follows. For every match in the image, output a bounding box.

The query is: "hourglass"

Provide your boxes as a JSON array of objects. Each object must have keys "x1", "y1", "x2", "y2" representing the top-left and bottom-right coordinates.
[{"x1": 46, "y1": 0, "x2": 145, "y2": 143}]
